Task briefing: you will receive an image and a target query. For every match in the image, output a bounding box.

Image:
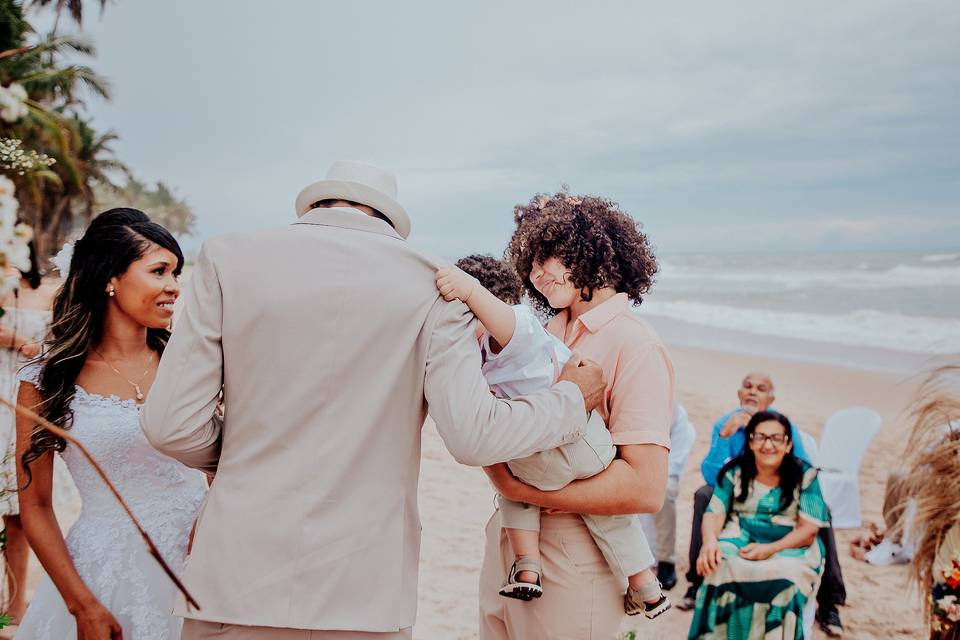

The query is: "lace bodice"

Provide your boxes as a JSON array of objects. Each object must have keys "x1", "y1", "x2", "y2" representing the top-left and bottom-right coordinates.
[
  {"x1": 63, "y1": 386, "x2": 206, "y2": 531},
  {"x1": 16, "y1": 363, "x2": 207, "y2": 639}
]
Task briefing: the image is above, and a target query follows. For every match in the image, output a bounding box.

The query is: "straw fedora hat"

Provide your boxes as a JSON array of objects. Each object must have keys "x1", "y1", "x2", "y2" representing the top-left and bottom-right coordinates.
[{"x1": 295, "y1": 161, "x2": 410, "y2": 239}]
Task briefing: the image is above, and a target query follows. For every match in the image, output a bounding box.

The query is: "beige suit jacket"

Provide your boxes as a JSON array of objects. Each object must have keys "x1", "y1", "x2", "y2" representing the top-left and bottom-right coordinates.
[{"x1": 141, "y1": 208, "x2": 588, "y2": 632}]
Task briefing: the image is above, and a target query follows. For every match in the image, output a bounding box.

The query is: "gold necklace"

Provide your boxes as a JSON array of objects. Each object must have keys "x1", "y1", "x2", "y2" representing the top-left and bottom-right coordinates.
[{"x1": 93, "y1": 348, "x2": 155, "y2": 402}]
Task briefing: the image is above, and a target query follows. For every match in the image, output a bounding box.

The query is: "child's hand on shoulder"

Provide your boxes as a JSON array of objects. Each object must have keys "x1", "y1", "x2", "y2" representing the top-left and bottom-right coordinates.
[{"x1": 435, "y1": 266, "x2": 478, "y2": 303}]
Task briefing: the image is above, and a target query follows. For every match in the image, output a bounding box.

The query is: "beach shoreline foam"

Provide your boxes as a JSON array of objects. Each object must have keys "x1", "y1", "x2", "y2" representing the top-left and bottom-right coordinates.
[
  {"x1": 646, "y1": 313, "x2": 952, "y2": 375},
  {"x1": 645, "y1": 250, "x2": 960, "y2": 370}
]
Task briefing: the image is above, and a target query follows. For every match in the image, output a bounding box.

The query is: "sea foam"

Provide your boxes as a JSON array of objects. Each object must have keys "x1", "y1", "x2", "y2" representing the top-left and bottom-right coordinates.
[{"x1": 642, "y1": 300, "x2": 960, "y2": 354}]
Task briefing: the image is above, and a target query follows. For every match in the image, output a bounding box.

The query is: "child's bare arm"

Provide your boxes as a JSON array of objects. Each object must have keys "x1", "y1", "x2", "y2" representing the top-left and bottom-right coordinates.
[{"x1": 436, "y1": 266, "x2": 516, "y2": 349}]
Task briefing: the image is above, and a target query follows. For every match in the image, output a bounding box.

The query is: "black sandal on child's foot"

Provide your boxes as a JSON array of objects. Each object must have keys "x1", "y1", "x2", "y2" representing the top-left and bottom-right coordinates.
[
  {"x1": 498, "y1": 558, "x2": 543, "y2": 601},
  {"x1": 625, "y1": 581, "x2": 672, "y2": 619}
]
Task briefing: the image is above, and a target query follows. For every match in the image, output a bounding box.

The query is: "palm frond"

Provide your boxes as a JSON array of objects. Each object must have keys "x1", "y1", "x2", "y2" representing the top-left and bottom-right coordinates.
[
  {"x1": 31, "y1": 168, "x2": 62, "y2": 186},
  {"x1": 22, "y1": 99, "x2": 71, "y2": 152},
  {"x1": 30, "y1": 0, "x2": 110, "y2": 27},
  {"x1": 17, "y1": 64, "x2": 111, "y2": 103},
  {"x1": 1, "y1": 33, "x2": 96, "y2": 60}
]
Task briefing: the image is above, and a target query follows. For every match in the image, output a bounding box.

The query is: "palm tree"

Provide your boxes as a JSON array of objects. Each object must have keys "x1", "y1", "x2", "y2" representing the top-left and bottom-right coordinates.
[
  {"x1": 2, "y1": 0, "x2": 194, "y2": 255},
  {"x1": 0, "y1": 0, "x2": 30, "y2": 52},
  {"x1": 95, "y1": 177, "x2": 196, "y2": 237},
  {"x1": 2, "y1": 32, "x2": 110, "y2": 101},
  {"x1": 31, "y1": 0, "x2": 110, "y2": 30},
  {"x1": 1, "y1": 26, "x2": 114, "y2": 255},
  {"x1": 42, "y1": 117, "x2": 127, "y2": 246}
]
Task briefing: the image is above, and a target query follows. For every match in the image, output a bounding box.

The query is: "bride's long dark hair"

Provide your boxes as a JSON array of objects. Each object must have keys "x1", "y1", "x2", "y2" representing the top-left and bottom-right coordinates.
[{"x1": 20, "y1": 208, "x2": 183, "y2": 485}]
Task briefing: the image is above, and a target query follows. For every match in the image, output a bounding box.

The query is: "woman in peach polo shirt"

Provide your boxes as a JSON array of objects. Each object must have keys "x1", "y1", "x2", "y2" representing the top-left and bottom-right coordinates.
[{"x1": 479, "y1": 191, "x2": 675, "y2": 639}]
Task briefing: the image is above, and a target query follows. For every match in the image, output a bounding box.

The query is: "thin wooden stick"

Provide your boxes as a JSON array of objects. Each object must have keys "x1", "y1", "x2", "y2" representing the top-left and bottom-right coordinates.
[
  {"x1": 0, "y1": 45, "x2": 34, "y2": 60},
  {"x1": 0, "y1": 397, "x2": 201, "y2": 611}
]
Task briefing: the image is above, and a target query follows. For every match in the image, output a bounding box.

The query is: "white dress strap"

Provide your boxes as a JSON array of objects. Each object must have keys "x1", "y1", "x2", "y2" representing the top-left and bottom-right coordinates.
[{"x1": 17, "y1": 361, "x2": 43, "y2": 387}]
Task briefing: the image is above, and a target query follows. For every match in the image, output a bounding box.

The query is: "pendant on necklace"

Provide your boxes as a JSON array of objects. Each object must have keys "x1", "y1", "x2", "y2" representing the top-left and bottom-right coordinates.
[{"x1": 134, "y1": 384, "x2": 144, "y2": 401}]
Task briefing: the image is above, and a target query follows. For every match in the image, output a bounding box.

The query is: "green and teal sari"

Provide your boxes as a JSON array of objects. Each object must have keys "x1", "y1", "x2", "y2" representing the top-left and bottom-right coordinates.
[{"x1": 688, "y1": 461, "x2": 829, "y2": 639}]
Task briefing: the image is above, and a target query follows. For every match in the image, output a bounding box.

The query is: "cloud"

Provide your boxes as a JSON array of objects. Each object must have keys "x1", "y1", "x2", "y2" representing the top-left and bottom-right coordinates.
[
  {"x1": 57, "y1": 0, "x2": 959, "y2": 255},
  {"x1": 656, "y1": 212, "x2": 960, "y2": 252}
]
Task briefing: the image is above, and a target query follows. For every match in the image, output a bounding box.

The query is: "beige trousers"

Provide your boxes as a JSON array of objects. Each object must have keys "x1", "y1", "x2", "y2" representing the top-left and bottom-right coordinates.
[
  {"x1": 500, "y1": 412, "x2": 655, "y2": 579},
  {"x1": 479, "y1": 512, "x2": 625, "y2": 639},
  {"x1": 181, "y1": 620, "x2": 412, "y2": 639}
]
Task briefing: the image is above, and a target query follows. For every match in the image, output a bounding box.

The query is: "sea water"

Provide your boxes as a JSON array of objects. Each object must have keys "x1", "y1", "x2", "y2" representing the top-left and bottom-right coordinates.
[{"x1": 641, "y1": 251, "x2": 960, "y2": 371}]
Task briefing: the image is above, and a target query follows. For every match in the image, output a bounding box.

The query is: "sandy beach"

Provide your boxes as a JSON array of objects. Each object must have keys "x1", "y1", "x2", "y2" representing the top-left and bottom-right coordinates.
[
  {"x1": 415, "y1": 344, "x2": 928, "y2": 639},
  {"x1": 24, "y1": 343, "x2": 930, "y2": 639}
]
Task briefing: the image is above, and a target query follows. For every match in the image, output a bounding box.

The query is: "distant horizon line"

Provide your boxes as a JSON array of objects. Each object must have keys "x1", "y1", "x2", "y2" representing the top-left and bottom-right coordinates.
[{"x1": 654, "y1": 247, "x2": 960, "y2": 257}]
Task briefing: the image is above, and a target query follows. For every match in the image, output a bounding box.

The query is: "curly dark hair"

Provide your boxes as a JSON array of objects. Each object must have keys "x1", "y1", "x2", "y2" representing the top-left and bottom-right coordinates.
[
  {"x1": 506, "y1": 189, "x2": 659, "y2": 315},
  {"x1": 455, "y1": 254, "x2": 523, "y2": 305}
]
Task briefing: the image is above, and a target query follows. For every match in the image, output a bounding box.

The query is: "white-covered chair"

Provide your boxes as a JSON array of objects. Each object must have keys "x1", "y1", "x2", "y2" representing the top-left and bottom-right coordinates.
[
  {"x1": 816, "y1": 407, "x2": 882, "y2": 529},
  {"x1": 798, "y1": 430, "x2": 819, "y2": 467},
  {"x1": 797, "y1": 428, "x2": 823, "y2": 632}
]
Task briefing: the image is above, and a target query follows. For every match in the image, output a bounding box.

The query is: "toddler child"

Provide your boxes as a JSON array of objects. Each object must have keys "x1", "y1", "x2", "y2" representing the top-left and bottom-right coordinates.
[{"x1": 435, "y1": 255, "x2": 670, "y2": 618}]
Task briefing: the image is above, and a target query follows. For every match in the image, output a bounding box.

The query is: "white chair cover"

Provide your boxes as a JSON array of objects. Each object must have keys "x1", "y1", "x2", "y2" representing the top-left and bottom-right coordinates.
[
  {"x1": 816, "y1": 407, "x2": 882, "y2": 528},
  {"x1": 798, "y1": 430, "x2": 819, "y2": 467},
  {"x1": 799, "y1": 445, "x2": 823, "y2": 636}
]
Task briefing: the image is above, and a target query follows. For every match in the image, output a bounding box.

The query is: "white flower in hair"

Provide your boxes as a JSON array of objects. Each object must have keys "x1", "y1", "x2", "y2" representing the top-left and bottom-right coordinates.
[{"x1": 52, "y1": 240, "x2": 75, "y2": 277}]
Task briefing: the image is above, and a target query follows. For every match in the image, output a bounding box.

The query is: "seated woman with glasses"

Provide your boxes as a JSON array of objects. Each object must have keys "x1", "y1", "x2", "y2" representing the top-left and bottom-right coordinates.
[{"x1": 688, "y1": 411, "x2": 830, "y2": 640}]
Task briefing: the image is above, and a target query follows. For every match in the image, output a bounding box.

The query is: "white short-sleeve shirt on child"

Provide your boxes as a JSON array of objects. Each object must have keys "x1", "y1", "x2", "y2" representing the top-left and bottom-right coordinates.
[{"x1": 480, "y1": 305, "x2": 572, "y2": 399}]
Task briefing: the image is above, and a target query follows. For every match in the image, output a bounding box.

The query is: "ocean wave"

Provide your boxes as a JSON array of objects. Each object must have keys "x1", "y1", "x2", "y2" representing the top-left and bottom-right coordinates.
[
  {"x1": 658, "y1": 263, "x2": 960, "y2": 291},
  {"x1": 922, "y1": 253, "x2": 960, "y2": 263},
  {"x1": 642, "y1": 300, "x2": 960, "y2": 353}
]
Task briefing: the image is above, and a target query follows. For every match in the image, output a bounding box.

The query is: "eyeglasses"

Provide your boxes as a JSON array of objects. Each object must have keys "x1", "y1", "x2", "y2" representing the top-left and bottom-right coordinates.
[{"x1": 749, "y1": 433, "x2": 790, "y2": 446}]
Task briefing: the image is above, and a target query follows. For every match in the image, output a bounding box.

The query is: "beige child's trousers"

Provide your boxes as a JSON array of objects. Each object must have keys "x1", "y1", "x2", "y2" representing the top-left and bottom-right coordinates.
[{"x1": 499, "y1": 411, "x2": 656, "y2": 579}]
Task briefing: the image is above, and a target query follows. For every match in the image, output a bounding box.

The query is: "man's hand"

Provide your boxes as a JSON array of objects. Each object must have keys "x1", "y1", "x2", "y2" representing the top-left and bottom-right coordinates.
[
  {"x1": 483, "y1": 463, "x2": 527, "y2": 502},
  {"x1": 557, "y1": 353, "x2": 605, "y2": 413},
  {"x1": 719, "y1": 410, "x2": 751, "y2": 438},
  {"x1": 435, "y1": 266, "x2": 479, "y2": 303}
]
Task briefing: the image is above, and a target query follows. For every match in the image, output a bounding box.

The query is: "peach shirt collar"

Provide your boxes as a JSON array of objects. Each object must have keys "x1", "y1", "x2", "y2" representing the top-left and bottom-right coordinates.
[{"x1": 551, "y1": 292, "x2": 631, "y2": 338}]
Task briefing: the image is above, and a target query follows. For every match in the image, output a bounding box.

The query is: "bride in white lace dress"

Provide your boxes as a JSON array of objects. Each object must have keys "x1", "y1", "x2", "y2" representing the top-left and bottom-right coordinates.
[{"x1": 13, "y1": 209, "x2": 207, "y2": 640}]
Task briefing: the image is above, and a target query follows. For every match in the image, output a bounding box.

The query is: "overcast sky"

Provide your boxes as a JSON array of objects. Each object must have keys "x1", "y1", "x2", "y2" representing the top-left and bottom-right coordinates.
[{"x1": 43, "y1": 0, "x2": 960, "y2": 257}]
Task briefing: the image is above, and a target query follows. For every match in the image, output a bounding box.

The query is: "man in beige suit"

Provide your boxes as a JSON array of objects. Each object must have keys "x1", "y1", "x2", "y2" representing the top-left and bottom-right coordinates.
[{"x1": 141, "y1": 161, "x2": 605, "y2": 639}]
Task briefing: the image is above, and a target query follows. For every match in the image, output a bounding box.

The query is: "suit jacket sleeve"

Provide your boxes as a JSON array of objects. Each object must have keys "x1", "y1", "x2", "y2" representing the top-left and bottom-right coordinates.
[
  {"x1": 424, "y1": 297, "x2": 588, "y2": 467},
  {"x1": 140, "y1": 242, "x2": 223, "y2": 475}
]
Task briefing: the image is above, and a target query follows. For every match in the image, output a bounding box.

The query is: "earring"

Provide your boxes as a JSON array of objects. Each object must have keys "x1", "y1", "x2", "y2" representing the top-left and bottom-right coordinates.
[{"x1": 108, "y1": 287, "x2": 116, "y2": 297}]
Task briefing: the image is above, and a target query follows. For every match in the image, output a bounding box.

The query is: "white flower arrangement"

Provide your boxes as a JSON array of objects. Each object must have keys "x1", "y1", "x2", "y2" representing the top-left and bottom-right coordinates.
[
  {"x1": 938, "y1": 594, "x2": 960, "y2": 623},
  {"x1": 0, "y1": 83, "x2": 29, "y2": 123},
  {"x1": 0, "y1": 138, "x2": 55, "y2": 176},
  {"x1": 0, "y1": 175, "x2": 34, "y2": 297}
]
